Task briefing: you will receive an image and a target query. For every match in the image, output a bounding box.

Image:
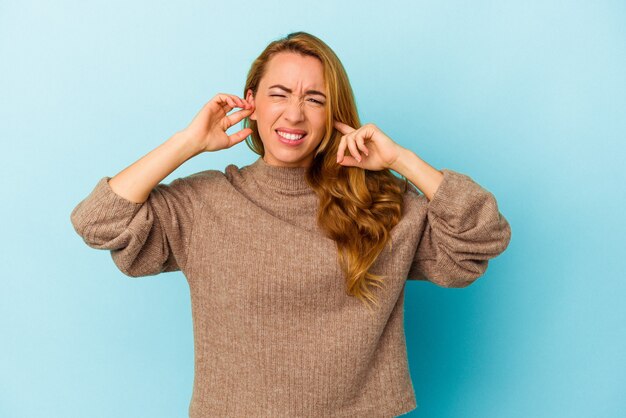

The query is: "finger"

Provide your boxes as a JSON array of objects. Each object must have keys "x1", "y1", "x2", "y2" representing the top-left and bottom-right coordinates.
[
  {"x1": 334, "y1": 120, "x2": 356, "y2": 134},
  {"x1": 337, "y1": 135, "x2": 348, "y2": 163},
  {"x1": 225, "y1": 107, "x2": 254, "y2": 127},
  {"x1": 355, "y1": 135, "x2": 369, "y2": 156},
  {"x1": 228, "y1": 127, "x2": 253, "y2": 147},
  {"x1": 347, "y1": 134, "x2": 362, "y2": 162},
  {"x1": 235, "y1": 96, "x2": 253, "y2": 111},
  {"x1": 230, "y1": 95, "x2": 245, "y2": 109},
  {"x1": 227, "y1": 95, "x2": 245, "y2": 110},
  {"x1": 337, "y1": 154, "x2": 361, "y2": 167},
  {"x1": 234, "y1": 95, "x2": 252, "y2": 110},
  {"x1": 218, "y1": 94, "x2": 248, "y2": 112},
  {"x1": 215, "y1": 94, "x2": 236, "y2": 113}
]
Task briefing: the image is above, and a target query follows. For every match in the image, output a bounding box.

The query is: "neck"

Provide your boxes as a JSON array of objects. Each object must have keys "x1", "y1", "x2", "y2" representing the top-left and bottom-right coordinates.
[
  {"x1": 247, "y1": 155, "x2": 312, "y2": 192},
  {"x1": 262, "y1": 155, "x2": 312, "y2": 169}
]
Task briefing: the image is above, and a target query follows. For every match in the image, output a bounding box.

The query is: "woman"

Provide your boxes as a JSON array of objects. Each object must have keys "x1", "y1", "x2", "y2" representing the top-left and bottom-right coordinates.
[{"x1": 70, "y1": 31, "x2": 511, "y2": 417}]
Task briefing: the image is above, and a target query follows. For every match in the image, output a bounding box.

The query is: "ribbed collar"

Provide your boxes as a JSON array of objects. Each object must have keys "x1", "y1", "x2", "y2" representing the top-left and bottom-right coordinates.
[{"x1": 246, "y1": 156, "x2": 312, "y2": 192}]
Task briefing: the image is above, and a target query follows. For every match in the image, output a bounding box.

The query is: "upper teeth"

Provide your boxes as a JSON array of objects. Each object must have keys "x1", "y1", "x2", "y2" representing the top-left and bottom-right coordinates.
[{"x1": 277, "y1": 130, "x2": 305, "y2": 140}]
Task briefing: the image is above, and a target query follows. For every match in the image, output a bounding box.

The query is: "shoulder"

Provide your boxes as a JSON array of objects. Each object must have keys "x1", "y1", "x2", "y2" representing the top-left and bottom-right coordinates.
[
  {"x1": 158, "y1": 168, "x2": 230, "y2": 202},
  {"x1": 167, "y1": 161, "x2": 255, "y2": 197},
  {"x1": 170, "y1": 168, "x2": 226, "y2": 187},
  {"x1": 224, "y1": 162, "x2": 243, "y2": 181},
  {"x1": 183, "y1": 167, "x2": 227, "y2": 183},
  {"x1": 223, "y1": 161, "x2": 256, "y2": 187}
]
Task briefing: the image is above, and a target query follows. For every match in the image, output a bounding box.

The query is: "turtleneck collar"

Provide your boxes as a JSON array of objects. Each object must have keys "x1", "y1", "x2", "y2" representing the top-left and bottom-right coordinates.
[{"x1": 246, "y1": 156, "x2": 313, "y2": 193}]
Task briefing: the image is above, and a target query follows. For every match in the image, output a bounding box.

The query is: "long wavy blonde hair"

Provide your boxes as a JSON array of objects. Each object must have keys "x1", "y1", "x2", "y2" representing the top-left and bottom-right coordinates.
[{"x1": 242, "y1": 32, "x2": 408, "y2": 310}]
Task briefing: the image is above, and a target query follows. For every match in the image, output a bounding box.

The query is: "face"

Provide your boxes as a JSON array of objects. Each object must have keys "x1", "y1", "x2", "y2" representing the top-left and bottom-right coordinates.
[{"x1": 246, "y1": 52, "x2": 327, "y2": 168}]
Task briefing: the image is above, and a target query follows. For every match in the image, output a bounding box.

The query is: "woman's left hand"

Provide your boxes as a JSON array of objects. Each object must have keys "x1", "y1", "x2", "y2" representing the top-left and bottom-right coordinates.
[{"x1": 334, "y1": 121, "x2": 405, "y2": 171}]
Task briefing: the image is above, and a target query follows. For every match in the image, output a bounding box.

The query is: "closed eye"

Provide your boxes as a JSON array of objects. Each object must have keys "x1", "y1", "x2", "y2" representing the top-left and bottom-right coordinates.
[{"x1": 270, "y1": 94, "x2": 324, "y2": 105}]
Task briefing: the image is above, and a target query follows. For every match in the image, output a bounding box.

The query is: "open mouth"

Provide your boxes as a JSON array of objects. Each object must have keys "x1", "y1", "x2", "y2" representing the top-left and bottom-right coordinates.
[
  {"x1": 276, "y1": 130, "x2": 307, "y2": 140},
  {"x1": 275, "y1": 130, "x2": 307, "y2": 145}
]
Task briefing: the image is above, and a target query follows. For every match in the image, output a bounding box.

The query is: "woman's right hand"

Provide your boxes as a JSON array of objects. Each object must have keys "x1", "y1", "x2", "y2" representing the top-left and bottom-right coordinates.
[{"x1": 179, "y1": 93, "x2": 255, "y2": 154}]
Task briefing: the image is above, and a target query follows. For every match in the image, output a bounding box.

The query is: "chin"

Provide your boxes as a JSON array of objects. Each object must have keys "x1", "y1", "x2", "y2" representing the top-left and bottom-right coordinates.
[{"x1": 266, "y1": 148, "x2": 311, "y2": 166}]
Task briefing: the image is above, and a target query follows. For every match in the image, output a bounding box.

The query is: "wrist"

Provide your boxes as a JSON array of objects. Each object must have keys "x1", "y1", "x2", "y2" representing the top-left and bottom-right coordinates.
[
  {"x1": 169, "y1": 131, "x2": 203, "y2": 161},
  {"x1": 389, "y1": 146, "x2": 418, "y2": 176},
  {"x1": 390, "y1": 147, "x2": 444, "y2": 201}
]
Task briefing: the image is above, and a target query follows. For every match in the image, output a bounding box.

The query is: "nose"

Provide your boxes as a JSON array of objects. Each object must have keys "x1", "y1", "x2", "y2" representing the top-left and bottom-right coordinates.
[{"x1": 283, "y1": 96, "x2": 305, "y2": 123}]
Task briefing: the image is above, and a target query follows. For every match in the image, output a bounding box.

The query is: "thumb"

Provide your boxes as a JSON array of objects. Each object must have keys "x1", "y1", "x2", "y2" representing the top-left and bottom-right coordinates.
[
  {"x1": 229, "y1": 128, "x2": 252, "y2": 146},
  {"x1": 337, "y1": 155, "x2": 361, "y2": 167}
]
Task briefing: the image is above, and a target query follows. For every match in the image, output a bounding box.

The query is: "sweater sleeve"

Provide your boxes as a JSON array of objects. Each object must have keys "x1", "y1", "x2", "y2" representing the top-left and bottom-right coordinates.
[
  {"x1": 70, "y1": 174, "x2": 201, "y2": 277},
  {"x1": 406, "y1": 169, "x2": 512, "y2": 287}
]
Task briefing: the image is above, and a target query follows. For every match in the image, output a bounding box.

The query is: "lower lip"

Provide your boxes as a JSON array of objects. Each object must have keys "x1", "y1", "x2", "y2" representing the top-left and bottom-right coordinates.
[{"x1": 275, "y1": 130, "x2": 306, "y2": 146}]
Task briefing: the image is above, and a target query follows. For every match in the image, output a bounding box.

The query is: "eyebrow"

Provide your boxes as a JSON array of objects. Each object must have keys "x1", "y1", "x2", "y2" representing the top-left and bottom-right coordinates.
[{"x1": 268, "y1": 84, "x2": 327, "y2": 99}]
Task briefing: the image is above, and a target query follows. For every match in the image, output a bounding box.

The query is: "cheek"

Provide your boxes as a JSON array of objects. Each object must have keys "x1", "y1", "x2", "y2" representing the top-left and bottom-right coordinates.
[
  {"x1": 309, "y1": 112, "x2": 326, "y2": 130},
  {"x1": 257, "y1": 105, "x2": 282, "y2": 125}
]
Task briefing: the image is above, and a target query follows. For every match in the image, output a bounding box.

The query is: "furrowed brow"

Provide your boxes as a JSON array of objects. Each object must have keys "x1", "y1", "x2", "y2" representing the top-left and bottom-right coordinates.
[{"x1": 269, "y1": 84, "x2": 326, "y2": 99}]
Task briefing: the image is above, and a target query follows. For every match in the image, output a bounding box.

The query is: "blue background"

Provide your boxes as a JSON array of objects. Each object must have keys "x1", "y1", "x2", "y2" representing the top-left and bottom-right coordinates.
[{"x1": 1, "y1": 1, "x2": 624, "y2": 417}]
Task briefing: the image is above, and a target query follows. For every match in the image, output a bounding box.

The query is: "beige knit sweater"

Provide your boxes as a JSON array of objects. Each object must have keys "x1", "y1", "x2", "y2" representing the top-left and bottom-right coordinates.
[{"x1": 70, "y1": 156, "x2": 511, "y2": 417}]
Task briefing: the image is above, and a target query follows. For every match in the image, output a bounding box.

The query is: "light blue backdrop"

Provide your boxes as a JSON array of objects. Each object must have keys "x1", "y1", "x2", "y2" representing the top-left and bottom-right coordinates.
[{"x1": 1, "y1": 1, "x2": 624, "y2": 417}]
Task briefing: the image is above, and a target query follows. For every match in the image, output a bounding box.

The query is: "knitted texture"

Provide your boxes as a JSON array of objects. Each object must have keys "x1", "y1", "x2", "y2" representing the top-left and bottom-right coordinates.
[{"x1": 70, "y1": 156, "x2": 511, "y2": 417}]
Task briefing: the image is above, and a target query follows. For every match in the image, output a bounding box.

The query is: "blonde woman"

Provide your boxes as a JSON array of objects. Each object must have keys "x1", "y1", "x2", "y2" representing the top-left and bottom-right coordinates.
[{"x1": 71, "y1": 31, "x2": 511, "y2": 417}]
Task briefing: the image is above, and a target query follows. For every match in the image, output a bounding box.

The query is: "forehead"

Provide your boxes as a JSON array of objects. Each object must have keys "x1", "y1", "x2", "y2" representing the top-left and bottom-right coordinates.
[{"x1": 261, "y1": 52, "x2": 325, "y2": 90}]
